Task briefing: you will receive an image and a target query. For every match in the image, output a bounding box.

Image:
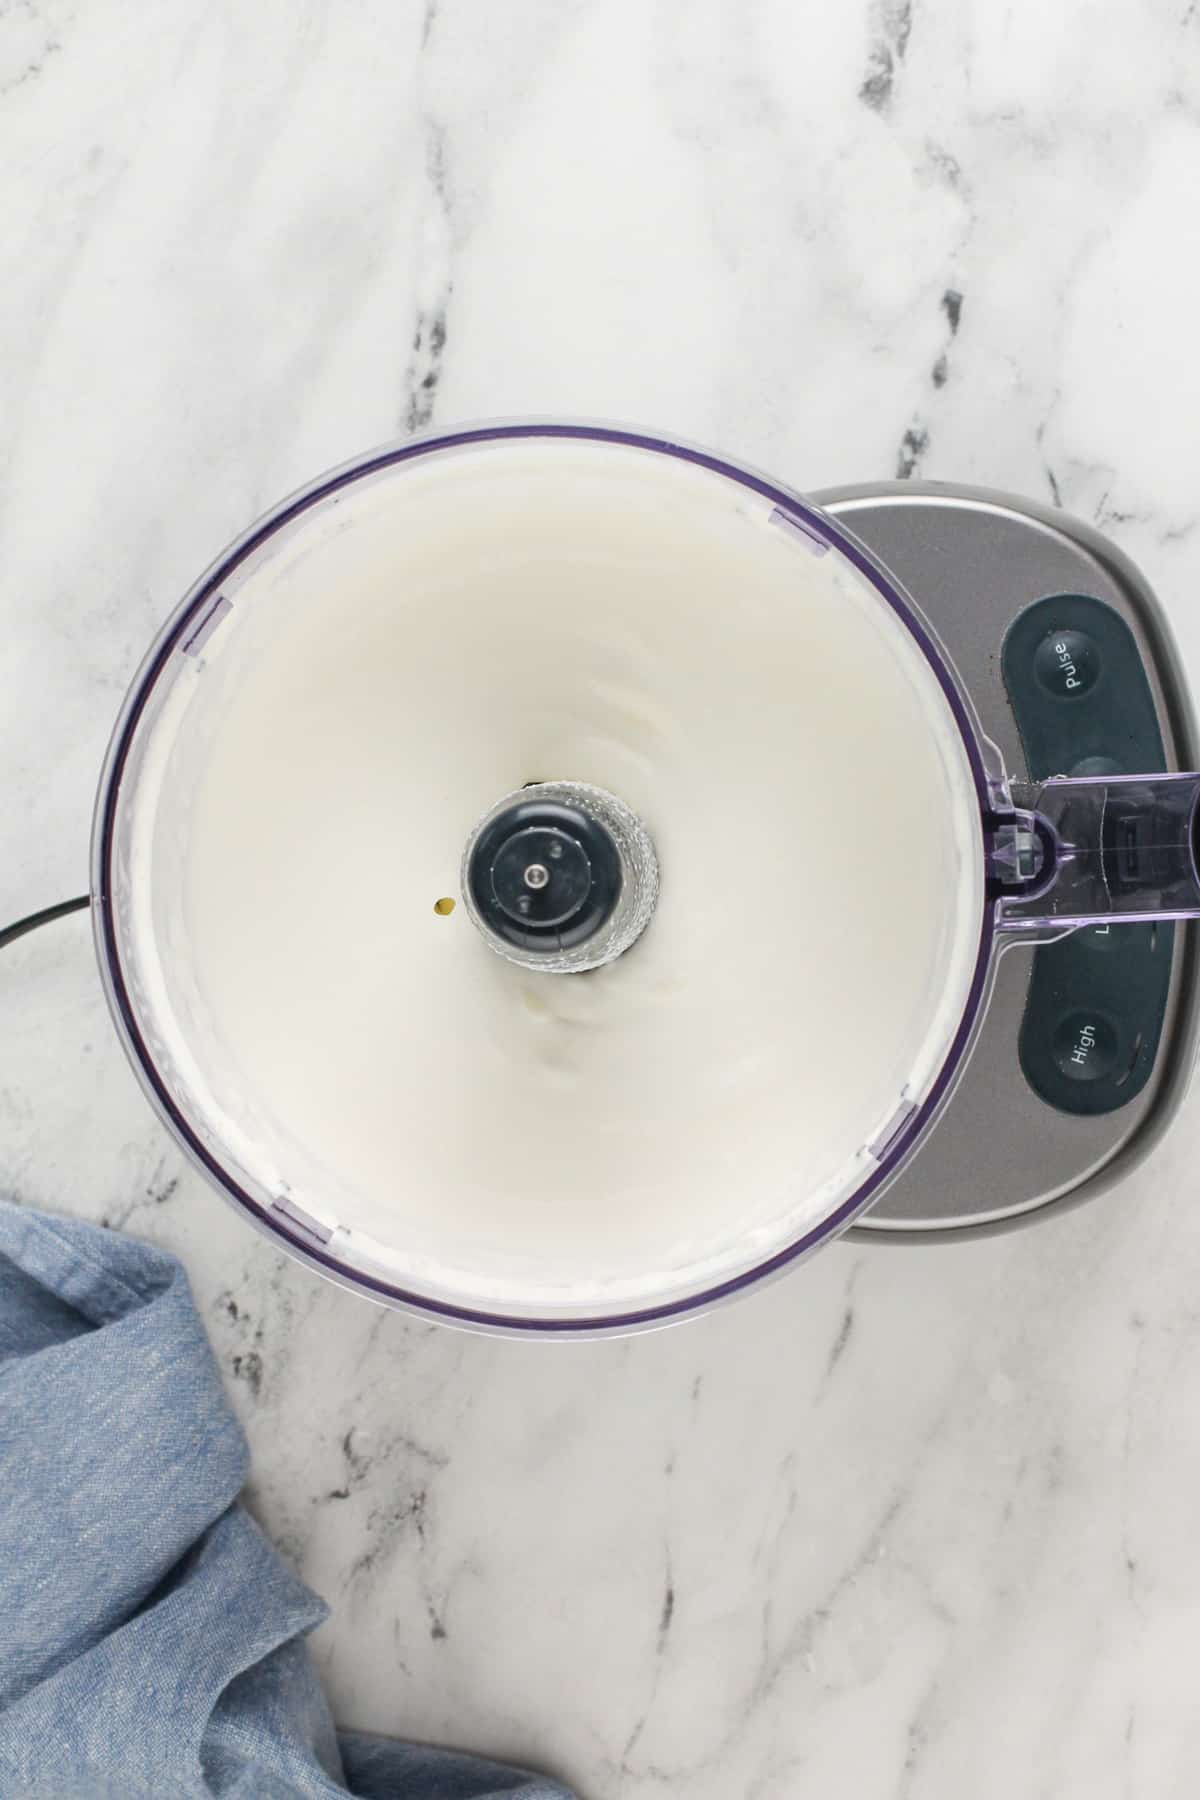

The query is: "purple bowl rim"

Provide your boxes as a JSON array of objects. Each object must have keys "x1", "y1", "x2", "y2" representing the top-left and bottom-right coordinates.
[{"x1": 94, "y1": 422, "x2": 995, "y2": 1332}]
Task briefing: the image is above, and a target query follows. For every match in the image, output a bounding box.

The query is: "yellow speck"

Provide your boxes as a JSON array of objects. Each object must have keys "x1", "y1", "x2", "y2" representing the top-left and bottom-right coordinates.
[{"x1": 433, "y1": 897, "x2": 456, "y2": 916}]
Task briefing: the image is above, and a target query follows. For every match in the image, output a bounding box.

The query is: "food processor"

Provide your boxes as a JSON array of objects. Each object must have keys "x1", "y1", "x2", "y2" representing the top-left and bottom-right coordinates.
[{"x1": 88, "y1": 423, "x2": 1200, "y2": 1333}]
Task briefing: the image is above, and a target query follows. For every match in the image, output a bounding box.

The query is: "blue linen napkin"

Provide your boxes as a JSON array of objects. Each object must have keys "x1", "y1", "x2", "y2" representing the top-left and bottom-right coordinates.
[{"x1": 0, "y1": 1199, "x2": 574, "y2": 1800}]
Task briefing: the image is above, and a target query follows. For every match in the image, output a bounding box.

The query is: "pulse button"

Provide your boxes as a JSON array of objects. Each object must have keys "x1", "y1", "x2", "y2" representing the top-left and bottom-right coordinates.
[
  {"x1": 1033, "y1": 626, "x2": 1099, "y2": 698},
  {"x1": 1051, "y1": 1012, "x2": 1119, "y2": 1081}
]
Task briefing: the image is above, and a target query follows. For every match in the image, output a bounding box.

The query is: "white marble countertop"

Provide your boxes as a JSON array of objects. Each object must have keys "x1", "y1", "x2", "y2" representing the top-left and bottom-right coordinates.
[{"x1": 8, "y1": 2, "x2": 1200, "y2": 1794}]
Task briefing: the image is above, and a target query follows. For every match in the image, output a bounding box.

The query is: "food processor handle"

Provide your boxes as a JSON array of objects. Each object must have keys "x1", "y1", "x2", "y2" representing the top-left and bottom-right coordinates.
[{"x1": 991, "y1": 772, "x2": 1200, "y2": 933}]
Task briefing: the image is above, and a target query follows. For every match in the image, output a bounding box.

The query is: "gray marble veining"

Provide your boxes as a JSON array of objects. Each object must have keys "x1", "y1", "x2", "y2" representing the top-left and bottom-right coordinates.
[{"x1": 6, "y1": 2, "x2": 1200, "y2": 1794}]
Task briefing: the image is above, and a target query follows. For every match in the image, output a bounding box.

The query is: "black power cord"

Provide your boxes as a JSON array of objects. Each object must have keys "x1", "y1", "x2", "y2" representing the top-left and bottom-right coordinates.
[{"x1": 0, "y1": 896, "x2": 91, "y2": 951}]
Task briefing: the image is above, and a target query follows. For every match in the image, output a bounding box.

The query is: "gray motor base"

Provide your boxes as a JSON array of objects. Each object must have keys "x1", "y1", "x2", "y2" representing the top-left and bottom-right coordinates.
[{"x1": 811, "y1": 482, "x2": 1200, "y2": 1238}]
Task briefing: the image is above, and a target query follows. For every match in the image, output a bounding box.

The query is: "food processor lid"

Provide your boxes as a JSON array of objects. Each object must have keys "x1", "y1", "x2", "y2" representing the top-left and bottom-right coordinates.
[{"x1": 93, "y1": 424, "x2": 993, "y2": 1330}]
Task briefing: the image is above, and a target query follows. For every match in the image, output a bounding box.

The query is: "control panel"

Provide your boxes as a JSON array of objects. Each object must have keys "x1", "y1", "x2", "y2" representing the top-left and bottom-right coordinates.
[{"x1": 1002, "y1": 593, "x2": 1173, "y2": 1117}]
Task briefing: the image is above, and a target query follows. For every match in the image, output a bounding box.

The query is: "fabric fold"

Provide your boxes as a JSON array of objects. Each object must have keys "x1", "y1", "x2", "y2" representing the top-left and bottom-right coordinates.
[{"x1": 0, "y1": 1201, "x2": 573, "y2": 1800}]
